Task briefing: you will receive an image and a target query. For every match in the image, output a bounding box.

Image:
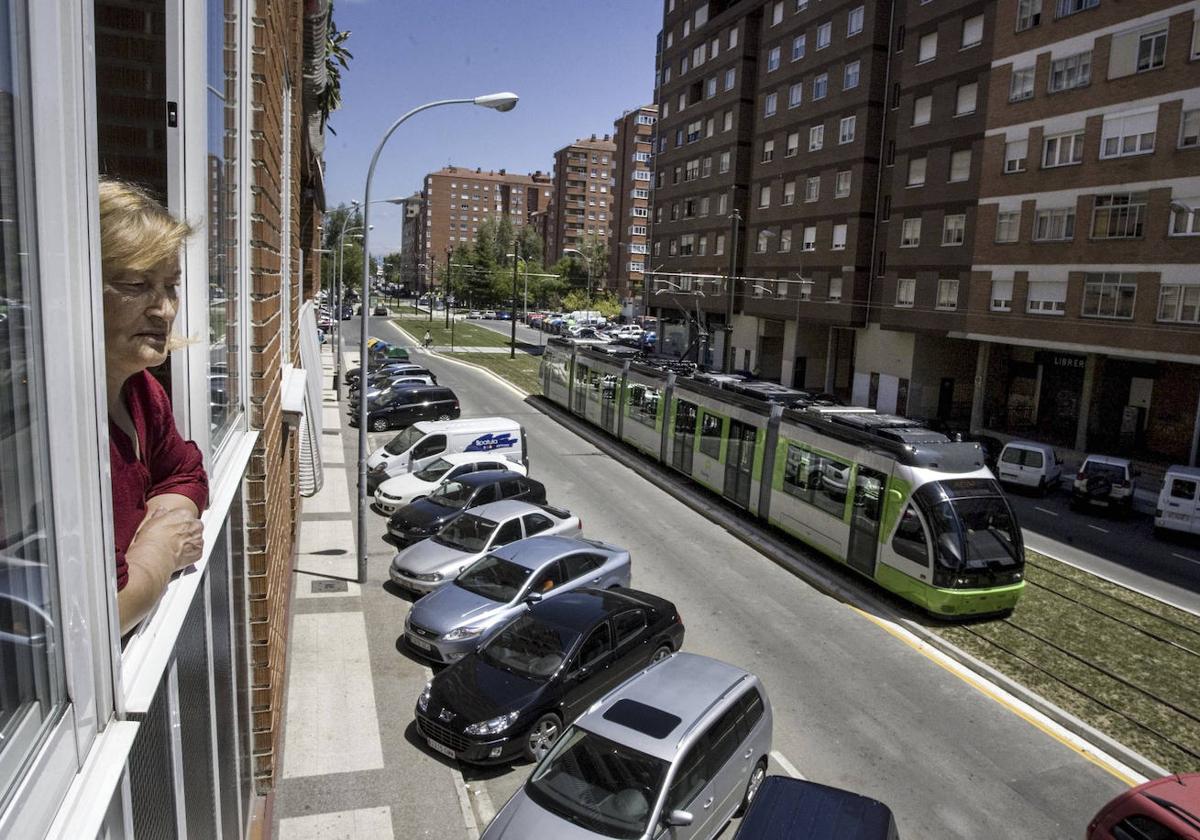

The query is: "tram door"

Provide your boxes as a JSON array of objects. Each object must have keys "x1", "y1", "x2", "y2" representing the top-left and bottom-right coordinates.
[
  {"x1": 672, "y1": 400, "x2": 698, "y2": 474},
  {"x1": 846, "y1": 467, "x2": 887, "y2": 576},
  {"x1": 600, "y1": 374, "x2": 617, "y2": 432},
  {"x1": 723, "y1": 420, "x2": 757, "y2": 508},
  {"x1": 573, "y1": 364, "x2": 589, "y2": 415}
]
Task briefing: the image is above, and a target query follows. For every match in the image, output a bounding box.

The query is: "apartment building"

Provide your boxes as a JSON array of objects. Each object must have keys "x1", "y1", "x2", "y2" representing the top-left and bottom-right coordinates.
[
  {"x1": 419, "y1": 166, "x2": 553, "y2": 286},
  {"x1": 548, "y1": 134, "x2": 618, "y2": 265},
  {"x1": 400, "y1": 190, "x2": 422, "y2": 293},
  {"x1": 609, "y1": 105, "x2": 659, "y2": 301}
]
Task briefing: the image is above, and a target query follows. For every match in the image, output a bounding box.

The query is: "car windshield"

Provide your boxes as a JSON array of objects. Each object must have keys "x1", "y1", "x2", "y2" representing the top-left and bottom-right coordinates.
[
  {"x1": 1083, "y1": 461, "x2": 1125, "y2": 481},
  {"x1": 414, "y1": 458, "x2": 454, "y2": 483},
  {"x1": 384, "y1": 426, "x2": 424, "y2": 456},
  {"x1": 428, "y1": 480, "x2": 473, "y2": 510},
  {"x1": 454, "y1": 554, "x2": 532, "y2": 602},
  {"x1": 918, "y1": 480, "x2": 1022, "y2": 572},
  {"x1": 434, "y1": 514, "x2": 497, "y2": 553},
  {"x1": 526, "y1": 727, "x2": 667, "y2": 839},
  {"x1": 478, "y1": 614, "x2": 579, "y2": 679}
]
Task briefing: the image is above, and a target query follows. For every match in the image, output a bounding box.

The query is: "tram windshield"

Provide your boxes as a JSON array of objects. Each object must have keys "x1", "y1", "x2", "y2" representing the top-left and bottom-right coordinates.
[{"x1": 915, "y1": 479, "x2": 1023, "y2": 586}]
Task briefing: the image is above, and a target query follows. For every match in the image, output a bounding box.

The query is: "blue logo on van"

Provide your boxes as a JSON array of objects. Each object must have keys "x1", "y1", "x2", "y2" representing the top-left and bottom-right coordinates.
[{"x1": 466, "y1": 433, "x2": 517, "y2": 452}]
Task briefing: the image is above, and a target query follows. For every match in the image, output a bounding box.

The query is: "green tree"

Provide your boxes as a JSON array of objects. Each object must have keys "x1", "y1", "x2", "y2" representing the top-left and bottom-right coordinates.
[
  {"x1": 319, "y1": 9, "x2": 353, "y2": 136},
  {"x1": 320, "y1": 203, "x2": 365, "y2": 292}
]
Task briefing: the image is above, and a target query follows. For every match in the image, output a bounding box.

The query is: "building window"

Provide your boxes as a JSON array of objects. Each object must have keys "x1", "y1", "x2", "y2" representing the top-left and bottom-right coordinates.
[
  {"x1": 1091, "y1": 193, "x2": 1146, "y2": 239},
  {"x1": 803, "y1": 226, "x2": 817, "y2": 250},
  {"x1": 764, "y1": 92, "x2": 778, "y2": 117},
  {"x1": 1048, "y1": 51, "x2": 1091, "y2": 92},
  {"x1": 949, "y1": 149, "x2": 972, "y2": 182},
  {"x1": 848, "y1": 6, "x2": 864, "y2": 36},
  {"x1": 783, "y1": 180, "x2": 796, "y2": 205},
  {"x1": 1158, "y1": 284, "x2": 1200, "y2": 322},
  {"x1": 832, "y1": 223, "x2": 848, "y2": 250},
  {"x1": 724, "y1": 68, "x2": 736, "y2": 90},
  {"x1": 817, "y1": 21, "x2": 832, "y2": 49},
  {"x1": 809, "y1": 124, "x2": 825, "y2": 150},
  {"x1": 1180, "y1": 109, "x2": 1200, "y2": 147},
  {"x1": 706, "y1": 76, "x2": 717, "y2": 98},
  {"x1": 912, "y1": 95, "x2": 932, "y2": 126},
  {"x1": 762, "y1": 139, "x2": 775, "y2": 162},
  {"x1": 669, "y1": 239, "x2": 678, "y2": 256},
  {"x1": 1043, "y1": 131, "x2": 1084, "y2": 167},
  {"x1": 896, "y1": 278, "x2": 916, "y2": 307},
  {"x1": 680, "y1": 234, "x2": 695, "y2": 256},
  {"x1": 719, "y1": 192, "x2": 728, "y2": 214},
  {"x1": 792, "y1": 34, "x2": 807, "y2": 61},
  {"x1": 900, "y1": 217, "x2": 921, "y2": 247},
  {"x1": 956, "y1": 82, "x2": 977, "y2": 115},
  {"x1": 1005, "y1": 138, "x2": 1028, "y2": 172},
  {"x1": 1101, "y1": 109, "x2": 1157, "y2": 159},
  {"x1": 844, "y1": 60, "x2": 860, "y2": 89},
  {"x1": 719, "y1": 150, "x2": 730, "y2": 173},
  {"x1": 805, "y1": 175, "x2": 820, "y2": 202},
  {"x1": 698, "y1": 235, "x2": 708, "y2": 256},
  {"x1": 685, "y1": 159, "x2": 700, "y2": 181},
  {"x1": 768, "y1": 46, "x2": 781, "y2": 71},
  {"x1": 786, "y1": 131, "x2": 800, "y2": 156},
  {"x1": 715, "y1": 233, "x2": 726, "y2": 254},
  {"x1": 729, "y1": 24, "x2": 739, "y2": 49},
  {"x1": 835, "y1": 170, "x2": 852, "y2": 197},
  {"x1": 1010, "y1": 67, "x2": 1035, "y2": 101},
  {"x1": 702, "y1": 156, "x2": 713, "y2": 177},
  {"x1": 1136, "y1": 28, "x2": 1167, "y2": 72},
  {"x1": 700, "y1": 195, "x2": 711, "y2": 216},
  {"x1": 756, "y1": 230, "x2": 771, "y2": 253},
  {"x1": 936, "y1": 278, "x2": 960, "y2": 310},
  {"x1": 1170, "y1": 200, "x2": 1200, "y2": 235},
  {"x1": 839, "y1": 115, "x2": 856, "y2": 144},
  {"x1": 1017, "y1": 0, "x2": 1042, "y2": 31},
  {"x1": 1034, "y1": 207, "x2": 1075, "y2": 240},
  {"x1": 789, "y1": 82, "x2": 803, "y2": 108},
  {"x1": 706, "y1": 116, "x2": 715, "y2": 137},
  {"x1": 918, "y1": 32, "x2": 937, "y2": 63},
  {"x1": 694, "y1": 44, "x2": 707, "y2": 68},
  {"x1": 828, "y1": 276, "x2": 843, "y2": 301},
  {"x1": 687, "y1": 119, "x2": 703, "y2": 142},
  {"x1": 907, "y1": 156, "x2": 927, "y2": 186},
  {"x1": 780, "y1": 229, "x2": 793, "y2": 252},
  {"x1": 942, "y1": 214, "x2": 966, "y2": 245},
  {"x1": 1027, "y1": 280, "x2": 1067, "y2": 314},
  {"x1": 759, "y1": 185, "x2": 772, "y2": 208},
  {"x1": 1056, "y1": 0, "x2": 1099, "y2": 17},
  {"x1": 1082, "y1": 272, "x2": 1137, "y2": 318},
  {"x1": 813, "y1": 73, "x2": 828, "y2": 99},
  {"x1": 772, "y1": 0, "x2": 784, "y2": 26},
  {"x1": 962, "y1": 14, "x2": 983, "y2": 48},
  {"x1": 991, "y1": 278, "x2": 1014, "y2": 311},
  {"x1": 996, "y1": 210, "x2": 1020, "y2": 242}
]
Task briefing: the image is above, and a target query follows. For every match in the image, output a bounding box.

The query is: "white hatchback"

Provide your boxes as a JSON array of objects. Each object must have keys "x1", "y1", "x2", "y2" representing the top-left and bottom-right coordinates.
[{"x1": 374, "y1": 453, "x2": 529, "y2": 516}]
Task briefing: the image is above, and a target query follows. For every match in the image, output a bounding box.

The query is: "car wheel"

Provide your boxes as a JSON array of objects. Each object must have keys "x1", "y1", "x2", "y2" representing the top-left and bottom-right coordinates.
[
  {"x1": 650, "y1": 644, "x2": 673, "y2": 663},
  {"x1": 438, "y1": 414, "x2": 451, "y2": 421},
  {"x1": 524, "y1": 713, "x2": 561, "y2": 763},
  {"x1": 371, "y1": 417, "x2": 389, "y2": 432},
  {"x1": 736, "y1": 758, "x2": 768, "y2": 817}
]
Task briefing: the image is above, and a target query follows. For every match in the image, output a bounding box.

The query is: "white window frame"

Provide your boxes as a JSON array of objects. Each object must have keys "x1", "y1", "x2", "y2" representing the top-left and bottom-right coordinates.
[
  {"x1": 949, "y1": 149, "x2": 972, "y2": 182},
  {"x1": 839, "y1": 115, "x2": 856, "y2": 144},
  {"x1": 835, "y1": 170, "x2": 851, "y2": 197},
  {"x1": 991, "y1": 278, "x2": 1014, "y2": 311},
  {"x1": 907, "y1": 156, "x2": 927, "y2": 187},
  {"x1": 844, "y1": 59, "x2": 860, "y2": 89},
  {"x1": 817, "y1": 21, "x2": 832, "y2": 49},
  {"x1": 802, "y1": 226, "x2": 817, "y2": 251},
  {"x1": 805, "y1": 175, "x2": 820, "y2": 202},
  {"x1": 1081, "y1": 272, "x2": 1137, "y2": 319},
  {"x1": 918, "y1": 32, "x2": 937, "y2": 63},
  {"x1": 1027, "y1": 280, "x2": 1068, "y2": 314},
  {"x1": 832, "y1": 223, "x2": 848, "y2": 250},
  {"x1": 996, "y1": 210, "x2": 1020, "y2": 243},
  {"x1": 955, "y1": 82, "x2": 977, "y2": 116},
  {"x1": 961, "y1": 14, "x2": 983, "y2": 48},
  {"x1": 1034, "y1": 207, "x2": 1076, "y2": 241},
  {"x1": 895, "y1": 278, "x2": 916, "y2": 307},
  {"x1": 1010, "y1": 67, "x2": 1035, "y2": 101},
  {"x1": 848, "y1": 6, "x2": 864, "y2": 37},
  {"x1": 912, "y1": 95, "x2": 932, "y2": 126},
  {"x1": 809, "y1": 124, "x2": 825, "y2": 150},
  {"x1": 1042, "y1": 131, "x2": 1084, "y2": 167},
  {"x1": 942, "y1": 214, "x2": 967, "y2": 245},
  {"x1": 936, "y1": 278, "x2": 960, "y2": 310},
  {"x1": 1004, "y1": 138, "x2": 1028, "y2": 172},
  {"x1": 900, "y1": 217, "x2": 921, "y2": 247},
  {"x1": 1100, "y1": 108, "x2": 1157, "y2": 159},
  {"x1": 1048, "y1": 51, "x2": 1091, "y2": 92},
  {"x1": 1158, "y1": 284, "x2": 1200, "y2": 323}
]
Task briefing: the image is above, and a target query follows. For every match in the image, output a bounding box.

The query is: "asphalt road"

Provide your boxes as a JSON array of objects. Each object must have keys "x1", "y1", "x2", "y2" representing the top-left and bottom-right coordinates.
[
  {"x1": 465, "y1": 314, "x2": 1200, "y2": 616},
  {"x1": 352, "y1": 315, "x2": 1128, "y2": 839}
]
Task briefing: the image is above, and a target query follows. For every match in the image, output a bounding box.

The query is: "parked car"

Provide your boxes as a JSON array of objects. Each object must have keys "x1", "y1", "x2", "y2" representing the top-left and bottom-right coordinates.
[
  {"x1": 733, "y1": 776, "x2": 900, "y2": 840},
  {"x1": 350, "y1": 364, "x2": 438, "y2": 393},
  {"x1": 385, "y1": 470, "x2": 547, "y2": 549},
  {"x1": 366, "y1": 417, "x2": 528, "y2": 491},
  {"x1": 349, "y1": 373, "x2": 439, "y2": 407},
  {"x1": 1086, "y1": 773, "x2": 1200, "y2": 840},
  {"x1": 497, "y1": 310, "x2": 512, "y2": 320},
  {"x1": 390, "y1": 500, "x2": 580, "y2": 594},
  {"x1": 349, "y1": 384, "x2": 460, "y2": 431},
  {"x1": 480, "y1": 653, "x2": 772, "y2": 840},
  {"x1": 373, "y1": 304, "x2": 388, "y2": 316},
  {"x1": 468, "y1": 310, "x2": 483, "y2": 319},
  {"x1": 1154, "y1": 465, "x2": 1200, "y2": 538},
  {"x1": 415, "y1": 587, "x2": 684, "y2": 765},
  {"x1": 483, "y1": 310, "x2": 498, "y2": 320},
  {"x1": 374, "y1": 453, "x2": 529, "y2": 516},
  {"x1": 996, "y1": 440, "x2": 1063, "y2": 495},
  {"x1": 404, "y1": 535, "x2": 632, "y2": 664},
  {"x1": 1072, "y1": 454, "x2": 1138, "y2": 515}
]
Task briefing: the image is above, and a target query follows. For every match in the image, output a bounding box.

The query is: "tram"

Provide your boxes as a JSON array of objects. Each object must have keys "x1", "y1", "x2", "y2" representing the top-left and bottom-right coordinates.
[{"x1": 541, "y1": 339, "x2": 1025, "y2": 617}]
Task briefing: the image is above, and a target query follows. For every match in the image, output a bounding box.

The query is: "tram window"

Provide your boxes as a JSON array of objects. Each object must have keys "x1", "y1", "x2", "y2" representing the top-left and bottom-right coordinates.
[
  {"x1": 676, "y1": 400, "x2": 698, "y2": 433},
  {"x1": 812, "y1": 453, "x2": 851, "y2": 518},
  {"x1": 782, "y1": 444, "x2": 816, "y2": 499},
  {"x1": 892, "y1": 503, "x2": 930, "y2": 565},
  {"x1": 629, "y1": 384, "x2": 660, "y2": 428},
  {"x1": 699, "y1": 411, "x2": 723, "y2": 458}
]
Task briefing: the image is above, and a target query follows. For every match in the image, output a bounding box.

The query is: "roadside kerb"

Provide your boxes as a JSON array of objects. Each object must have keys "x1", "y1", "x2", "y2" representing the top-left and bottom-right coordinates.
[{"x1": 391, "y1": 324, "x2": 1167, "y2": 783}]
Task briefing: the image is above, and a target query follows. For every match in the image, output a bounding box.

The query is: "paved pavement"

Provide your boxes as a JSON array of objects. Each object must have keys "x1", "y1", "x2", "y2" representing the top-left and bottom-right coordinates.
[{"x1": 299, "y1": 316, "x2": 1131, "y2": 839}]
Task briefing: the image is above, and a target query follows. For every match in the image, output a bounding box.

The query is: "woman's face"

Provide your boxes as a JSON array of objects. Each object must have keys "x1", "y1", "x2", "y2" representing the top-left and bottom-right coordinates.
[{"x1": 103, "y1": 260, "x2": 180, "y2": 378}]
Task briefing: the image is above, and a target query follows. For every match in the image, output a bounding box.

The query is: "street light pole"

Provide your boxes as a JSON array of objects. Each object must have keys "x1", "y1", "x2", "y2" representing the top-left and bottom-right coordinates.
[
  {"x1": 510, "y1": 245, "x2": 519, "y2": 359},
  {"x1": 355, "y1": 92, "x2": 518, "y2": 587},
  {"x1": 724, "y1": 208, "x2": 741, "y2": 372}
]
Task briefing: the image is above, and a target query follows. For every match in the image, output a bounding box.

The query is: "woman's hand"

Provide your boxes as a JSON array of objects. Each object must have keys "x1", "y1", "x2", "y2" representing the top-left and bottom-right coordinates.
[{"x1": 128, "y1": 506, "x2": 204, "y2": 578}]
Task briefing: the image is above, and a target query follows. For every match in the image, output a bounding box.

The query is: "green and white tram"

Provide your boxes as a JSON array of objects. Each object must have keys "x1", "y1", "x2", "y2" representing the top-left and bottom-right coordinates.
[{"x1": 540, "y1": 339, "x2": 1025, "y2": 617}]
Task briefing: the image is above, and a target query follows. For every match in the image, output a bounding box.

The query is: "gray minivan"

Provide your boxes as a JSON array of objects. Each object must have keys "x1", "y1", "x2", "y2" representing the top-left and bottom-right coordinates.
[{"x1": 481, "y1": 653, "x2": 772, "y2": 839}]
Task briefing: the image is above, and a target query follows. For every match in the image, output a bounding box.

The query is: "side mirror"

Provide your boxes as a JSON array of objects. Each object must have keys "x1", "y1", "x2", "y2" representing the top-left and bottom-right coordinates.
[
  {"x1": 665, "y1": 810, "x2": 693, "y2": 827},
  {"x1": 525, "y1": 591, "x2": 543, "y2": 604}
]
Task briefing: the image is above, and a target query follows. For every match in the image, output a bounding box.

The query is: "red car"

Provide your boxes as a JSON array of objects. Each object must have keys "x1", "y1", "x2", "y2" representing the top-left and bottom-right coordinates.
[{"x1": 1087, "y1": 774, "x2": 1200, "y2": 839}]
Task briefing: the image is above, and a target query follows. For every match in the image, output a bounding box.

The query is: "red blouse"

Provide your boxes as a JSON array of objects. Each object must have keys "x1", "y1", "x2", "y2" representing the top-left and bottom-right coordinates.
[{"x1": 109, "y1": 370, "x2": 209, "y2": 591}]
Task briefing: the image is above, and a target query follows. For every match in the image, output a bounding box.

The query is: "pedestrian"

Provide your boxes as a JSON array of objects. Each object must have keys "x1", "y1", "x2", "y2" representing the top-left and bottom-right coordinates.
[{"x1": 423, "y1": 329, "x2": 432, "y2": 349}]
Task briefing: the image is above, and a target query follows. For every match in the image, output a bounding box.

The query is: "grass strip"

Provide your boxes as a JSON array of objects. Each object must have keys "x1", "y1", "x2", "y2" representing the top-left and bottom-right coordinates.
[
  {"x1": 392, "y1": 315, "x2": 511, "y2": 348},
  {"x1": 445, "y1": 352, "x2": 544, "y2": 396}
]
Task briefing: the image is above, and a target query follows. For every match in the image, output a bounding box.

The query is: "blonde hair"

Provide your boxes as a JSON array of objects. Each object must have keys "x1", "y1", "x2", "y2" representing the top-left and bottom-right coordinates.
[{"x1": 98, "y1": 178, "x2": 192, "y2": 278}]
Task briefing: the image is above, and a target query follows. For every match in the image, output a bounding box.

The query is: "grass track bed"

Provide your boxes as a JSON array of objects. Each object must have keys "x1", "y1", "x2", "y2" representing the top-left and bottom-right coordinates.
[{"x1": 392, "y1": 315, "x2": 511, "y2": 348}]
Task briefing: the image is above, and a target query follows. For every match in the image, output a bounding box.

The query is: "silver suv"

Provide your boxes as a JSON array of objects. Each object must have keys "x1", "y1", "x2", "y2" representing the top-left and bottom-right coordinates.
[{"x1": 482, "y1": 653, "x2": 772, "y2": 839}]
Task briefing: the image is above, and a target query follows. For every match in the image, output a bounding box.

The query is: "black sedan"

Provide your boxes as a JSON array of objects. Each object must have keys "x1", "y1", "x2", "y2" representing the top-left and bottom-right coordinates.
[
  {"x1": 415, "y1": 587, "x2": 684, "y2": 765},
  {"x1": 385, "y1": 470, "x2": 546, "y2": 548},
  {"x1": 349, "y1": 385, "x2": 460, "y2": 432}
]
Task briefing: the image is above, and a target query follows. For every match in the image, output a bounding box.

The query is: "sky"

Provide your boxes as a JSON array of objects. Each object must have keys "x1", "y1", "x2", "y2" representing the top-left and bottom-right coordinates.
[{"x1": 324, "y1": 0, "x2": 664, "y2": 255}]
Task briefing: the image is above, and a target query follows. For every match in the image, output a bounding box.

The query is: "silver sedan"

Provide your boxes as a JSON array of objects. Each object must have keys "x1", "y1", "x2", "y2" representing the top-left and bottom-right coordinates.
[{"x1": 389, "y1": 501, "x2": 582, "y2": 595}]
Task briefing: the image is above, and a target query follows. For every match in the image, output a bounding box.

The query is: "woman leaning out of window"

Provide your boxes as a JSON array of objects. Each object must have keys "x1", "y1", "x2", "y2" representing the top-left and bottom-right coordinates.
[{"x1": 100, "y1": 179, "x2": 208, "y2": 634}]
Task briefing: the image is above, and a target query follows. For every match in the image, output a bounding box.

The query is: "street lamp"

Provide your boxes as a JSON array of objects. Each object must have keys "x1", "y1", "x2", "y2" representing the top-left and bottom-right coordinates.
[
  {"x1": 562, "y1": 247, "x2": 592, "y2": 310},
  {"x1": 355, "y1": 92, "x2": 519, "y2": 586}
]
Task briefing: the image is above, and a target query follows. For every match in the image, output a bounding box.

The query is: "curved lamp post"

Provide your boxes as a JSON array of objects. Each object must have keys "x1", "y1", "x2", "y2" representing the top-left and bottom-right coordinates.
[
  {"x1": 562, "y1": 246, "x2": 592, "y2": 310},
  {"x1": 356, "y1": 92, "x2": 519, "y2": 585}
]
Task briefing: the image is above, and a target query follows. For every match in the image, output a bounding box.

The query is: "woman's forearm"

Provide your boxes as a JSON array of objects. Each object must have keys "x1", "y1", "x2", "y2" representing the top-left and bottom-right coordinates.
[
  {"x1": 145, "y1": 492, "x2": 200, "y2": 518},
  {"x1": 116, "y1": 548, "x2": 171, "y2": 634}
]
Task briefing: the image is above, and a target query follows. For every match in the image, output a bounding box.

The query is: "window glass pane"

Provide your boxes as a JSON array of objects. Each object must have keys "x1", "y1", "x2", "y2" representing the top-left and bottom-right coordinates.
[
  {"x1": 0, "y1": 0, "x2": 67, "y2": 800},
  {"x1": 208, "y1": 0, "x2": 241, "y2": 446}
]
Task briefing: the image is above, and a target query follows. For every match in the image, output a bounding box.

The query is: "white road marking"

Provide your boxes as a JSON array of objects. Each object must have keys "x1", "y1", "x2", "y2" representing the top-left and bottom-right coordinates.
[
  {"x1": 1087, "y1": 524, "x2": 1110, "y2": 534},
  {"x1": 769, "y1": 750, "x2": 806, "y2": 780},
  {"x1": 1173, "y1": 552, "x2": 1200, "y2": 566},
  {"x1": 1034, "y1": 506, "x2": 1059, "y2": 517}
]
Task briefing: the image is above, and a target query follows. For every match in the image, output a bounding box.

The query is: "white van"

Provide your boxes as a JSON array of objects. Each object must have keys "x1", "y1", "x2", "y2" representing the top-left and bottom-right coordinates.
[
  {"x1": 365, "y1": 417, "x2": 526, "y2": 493},
  {"x1": 1154, "y1": 465, "x2": 1200, "y2": 537},
  {"x1": 996, "y1": 440, "x2": 1063, "y2": 493}
]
